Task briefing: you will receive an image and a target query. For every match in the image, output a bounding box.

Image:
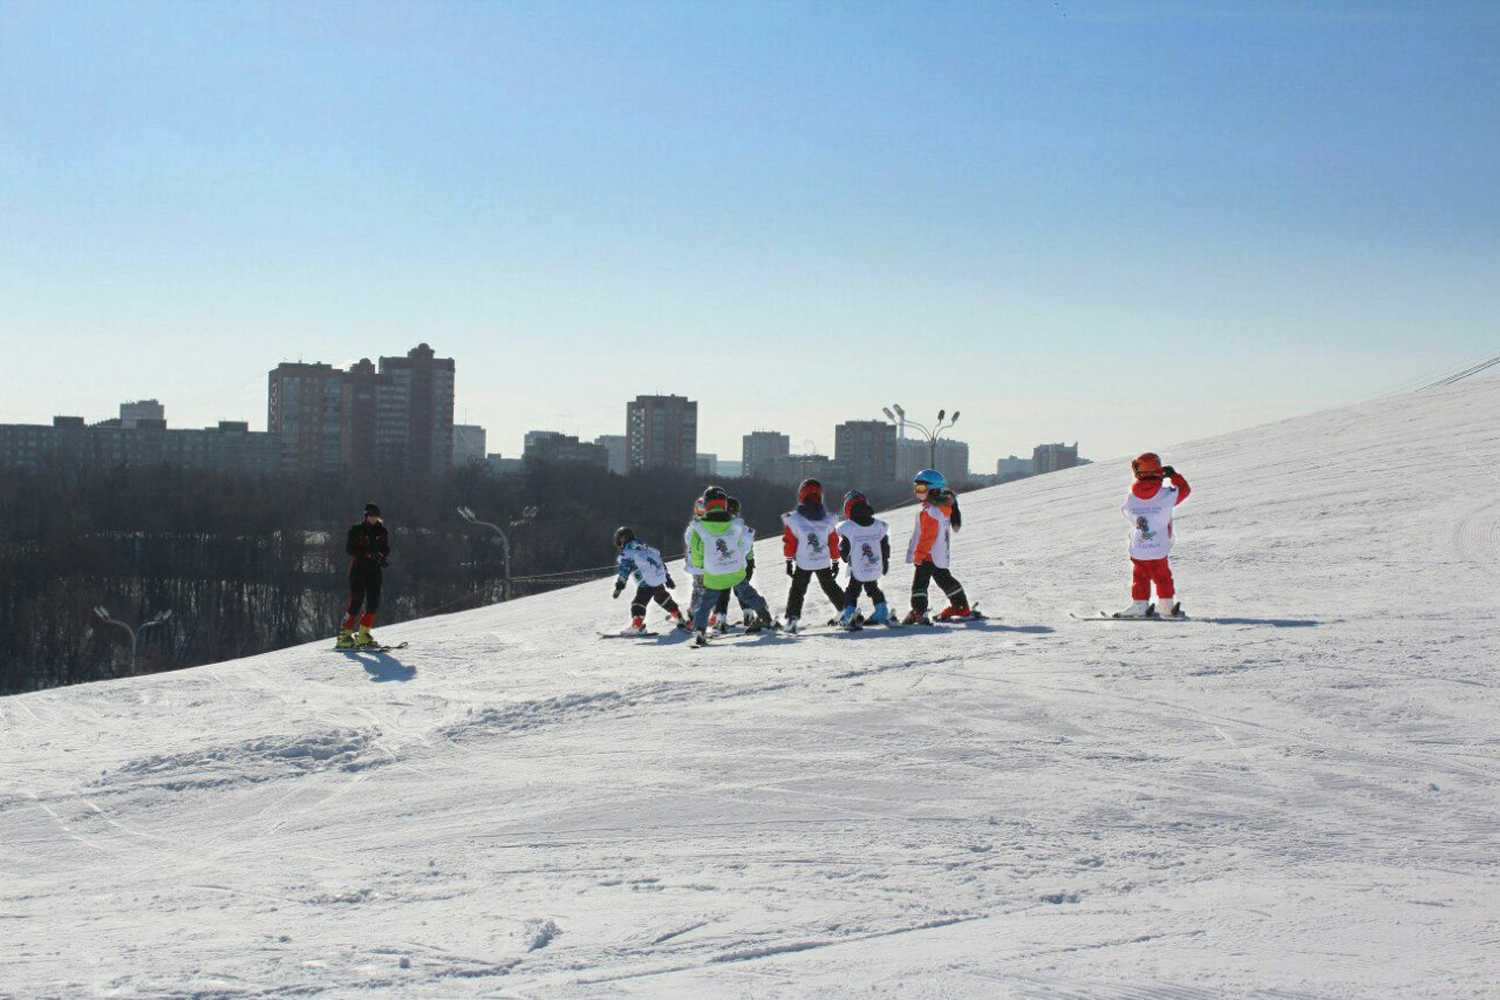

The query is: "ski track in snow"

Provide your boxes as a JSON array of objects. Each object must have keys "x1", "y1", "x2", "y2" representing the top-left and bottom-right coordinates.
[{"x1": 3, "y1": 380, "x2": 1500, "y2": 997}]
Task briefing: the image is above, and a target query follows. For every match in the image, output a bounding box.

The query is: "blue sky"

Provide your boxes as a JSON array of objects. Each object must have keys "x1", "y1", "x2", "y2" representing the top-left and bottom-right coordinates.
[{"x1": 2, "y1": 1, "x2": 1497, "y2": 469}]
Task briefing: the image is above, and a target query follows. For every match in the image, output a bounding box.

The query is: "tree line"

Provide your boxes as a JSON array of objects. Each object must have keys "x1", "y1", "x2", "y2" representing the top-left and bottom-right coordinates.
[{"x1": 0, "y1": 460, "x2": 921, "y2": 694}]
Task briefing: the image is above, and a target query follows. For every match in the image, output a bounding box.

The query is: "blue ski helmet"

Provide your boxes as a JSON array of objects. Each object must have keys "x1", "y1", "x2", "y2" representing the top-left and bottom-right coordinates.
[{"x1": 913, "y1": 469, "x2": 946, "y2": 491}]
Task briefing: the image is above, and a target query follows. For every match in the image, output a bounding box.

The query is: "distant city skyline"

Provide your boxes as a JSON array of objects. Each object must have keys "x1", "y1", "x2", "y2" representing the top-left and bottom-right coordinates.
[{"x1": 3, "y1": 3, "x2": 1497, "y2": 464}]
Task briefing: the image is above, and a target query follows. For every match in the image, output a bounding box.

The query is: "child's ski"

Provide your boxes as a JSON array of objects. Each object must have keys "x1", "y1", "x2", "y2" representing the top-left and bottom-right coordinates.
[
  {"x1": 598, "y1": 630, "x2": 661, "y2": 639},
  {"x1": 1070, "y1": 610, "x2": 1190, "y2": 622},
  {"x1": 334, "y1": 641, "x2": 409, "y2": 652},
  {"x1": 930, "y1": 603, "x2": 990, "y2": 624}
]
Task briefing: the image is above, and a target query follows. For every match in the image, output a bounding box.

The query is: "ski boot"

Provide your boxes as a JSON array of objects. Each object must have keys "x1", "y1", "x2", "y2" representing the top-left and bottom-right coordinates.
[
  {"x1": 334, "y1": 628, "x2": 355, "y2": 650},
  {"x1": 902, "y1": 608, "x2": 931, "y2": 626},
  {"x1": 670, "y1": 609, "x2": 691, "y2": 631},
  {"x1": 707, "y1": 612, "x2": 720, "y2": 629},
  {"x1": 783, "y1": 616, "x2": 800, "y2": 635},
  {"x1": 693, "y1": 629, "x2": 709, "y2": 647},
  {"x1": 1113, "y1": 600, "x2": 1152, "y2": 619},
  {"x1": 354, "y1": 624, "x2": 379, "y2": 648},
  {"x1": 744, "y1": 611, "x2": 776, "y2": 633},
  {"x1": 936, "y1": 604, "x2": 972, "y2": 622},
  {"x1": 838, "y1": 605, "x2": 862, "y2": 631},
  {"x1": 1153, "y1": 596, "x2": 1184, "y2": 619},
  {"x1": 868, "y1": 602, "x2": 891, "y2": 626},
  {"x1": 625, "y1": 616, "x2": 650, "y2": 636}
]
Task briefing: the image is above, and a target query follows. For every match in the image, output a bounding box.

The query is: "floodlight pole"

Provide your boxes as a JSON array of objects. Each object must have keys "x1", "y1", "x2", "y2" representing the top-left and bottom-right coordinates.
[
  {"x1": 92, "y1": 606, "x2": 173, "y2": 673},
  {"x1": 457, "y1": 505, "x2": 537, "y2": 601},
  {"x1": 885, "y1": 404, "x2": 961, "y2": 474}
]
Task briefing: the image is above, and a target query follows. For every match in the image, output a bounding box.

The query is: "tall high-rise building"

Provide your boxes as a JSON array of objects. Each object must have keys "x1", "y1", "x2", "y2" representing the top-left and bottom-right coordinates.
[
  {"x1": 379, "y1": 343, "x2": 455, "y2": 479},
  {"x1": 1033, "y1": 442, "x2": 1079, "y2": 475},
  {"x1": 742, "y1": 430, "x2": 790, "y2": 480},
  {"x1": 341, "y1": 358, "x2": 409, "y2": 473},
  {"x1": 594, "y1": 434, "x2": 628, "y2": 475},
  {"x1": 834, "y1": 420, "x2": 898, "y2": 488},
  {"x1": 626, "y1": 394, "x2": 697, "y2": 472},
  {"x1": 268, "y1": 362, "x2": 345, "y2": 475},
  {"x1": 269, "y1": 344, "x2": 456, "y2": 478}
]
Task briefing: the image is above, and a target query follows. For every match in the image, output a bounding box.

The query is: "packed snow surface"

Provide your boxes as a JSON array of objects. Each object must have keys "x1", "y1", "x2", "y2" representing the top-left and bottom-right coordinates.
[{"x1": 4, "y1": 381, "x2": 1499, "y2": 998}]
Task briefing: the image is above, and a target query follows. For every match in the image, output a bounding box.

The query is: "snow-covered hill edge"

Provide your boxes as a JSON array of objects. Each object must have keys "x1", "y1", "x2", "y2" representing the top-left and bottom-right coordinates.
[{"x1": 3, "y1": 380, "x2": 1498, "y2": 998}]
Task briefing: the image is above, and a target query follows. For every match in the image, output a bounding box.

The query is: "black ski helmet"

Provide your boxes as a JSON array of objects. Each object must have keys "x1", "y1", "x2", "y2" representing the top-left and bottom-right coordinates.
[
  {"x1": 364, "y1": 502, "x2": 382, "y2": 518},
  {"x1": 703, "y1": 485, "x2": 727, "y2": 503},
  {"x1": 613, "y1": 526, "x2": 635, "y2": 549}
]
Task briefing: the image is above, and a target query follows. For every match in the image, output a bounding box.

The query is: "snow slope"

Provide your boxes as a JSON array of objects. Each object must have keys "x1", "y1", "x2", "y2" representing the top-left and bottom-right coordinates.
[{"x1": 3, "y1": 381, "x2": 1499, "y2": 999}]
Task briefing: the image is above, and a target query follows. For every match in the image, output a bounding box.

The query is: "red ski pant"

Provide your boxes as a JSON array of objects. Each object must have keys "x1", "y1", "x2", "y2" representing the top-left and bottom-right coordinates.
[{"x1": 1131, "y1": 557, "x2": 1174, "y2": 601}]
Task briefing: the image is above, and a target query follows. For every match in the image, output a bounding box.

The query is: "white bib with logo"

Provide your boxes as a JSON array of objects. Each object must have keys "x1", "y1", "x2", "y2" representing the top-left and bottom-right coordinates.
[
  {"x1": 624, "y1": 541, "x2": 668, "y2": 587},
  {"x1": 693, "y1": 521, "x2": 749, "y2": 576},
  {"x1": 837, "y1": 519, "x2": 889, "y2": 582},
  {"x1": 783, "y1": 509, "x2": 838, "y2": 570},
  {"x1": 1122, "y1": 487, "x2": 1179, "y2": 560}
]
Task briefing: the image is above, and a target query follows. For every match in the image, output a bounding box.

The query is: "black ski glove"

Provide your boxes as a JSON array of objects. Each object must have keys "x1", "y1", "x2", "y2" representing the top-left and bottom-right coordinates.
[
  {"x1": 785, "y1": 560, "x2": 795, "y2": 578},
  {"x1": 665, "y1": 575, "x2": 676, "y2": 590},
  {"x1": 612, "y1": 580, "x2": 624, "y2": 599},
  {"x1": 744, "y1": 562, "x2": 754, "y2": 583},
  {"x1": 1162, "y1": 466, "x2": 1177, "y2": 478}
]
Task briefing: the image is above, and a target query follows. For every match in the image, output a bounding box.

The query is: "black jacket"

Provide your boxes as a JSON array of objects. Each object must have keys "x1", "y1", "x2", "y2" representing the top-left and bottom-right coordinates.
[{"x1": 346, "y1": 521, "x2": 390, "y2": 567}]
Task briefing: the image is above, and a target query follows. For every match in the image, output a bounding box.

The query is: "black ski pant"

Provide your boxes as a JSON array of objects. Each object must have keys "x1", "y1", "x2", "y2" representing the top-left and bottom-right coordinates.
[
  {"x1": 631, "y1": 583, "x2": 680, "y2": 619},
  {"x1": 843, "y1": 578, "x2": 887, "y2": 608},
  {"x1": 910, "y1": 562, "x2": 967, "y2": 614},
  {"x1": 346, "y1": 561, "x2": 383, "y2": 620},
  {"x1": 785, "y1": 566, "x2": 844, "y2": 620}
]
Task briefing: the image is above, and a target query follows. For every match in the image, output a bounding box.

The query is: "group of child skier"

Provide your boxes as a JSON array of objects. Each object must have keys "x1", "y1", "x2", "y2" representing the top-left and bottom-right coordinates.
[
  {"x1": 608, "y1": 451, "x2": 1191, "y2": 645},
  {"x1": 602, "y1": 469, "x2": 979, "y2": 646},
  {"x1": 335, "y1": 452, "x2": 1191, "y2": 650}
]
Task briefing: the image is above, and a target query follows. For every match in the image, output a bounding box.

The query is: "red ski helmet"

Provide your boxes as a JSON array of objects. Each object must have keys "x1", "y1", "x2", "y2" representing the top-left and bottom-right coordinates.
[
  {"x1": 1132, "y1": 452, "x2": 1164, "y2": 480},
  {"x1": 842, "y1": 489, "x2": 867, "y2": 520},
  {"x1": 797, "y1": 478, "x2": 823, "y2": 503}
]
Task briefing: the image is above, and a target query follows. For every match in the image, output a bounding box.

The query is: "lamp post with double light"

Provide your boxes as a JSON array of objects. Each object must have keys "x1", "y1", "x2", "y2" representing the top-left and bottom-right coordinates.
[
  {"x1": 457, "y1": 505, "x2": 538, "y2": 601},
  {"x1": 92, "y1": 606, "x2": 172, "y2": 674},
  {"x1": 882, "y1": 404, "x2": 961, "y2": 472}
]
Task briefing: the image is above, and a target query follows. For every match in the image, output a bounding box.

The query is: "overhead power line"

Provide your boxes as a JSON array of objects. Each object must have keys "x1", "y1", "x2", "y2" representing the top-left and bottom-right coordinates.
[{"x1": 1419, "y1": 354, "x2": 1500, "y2": 391}]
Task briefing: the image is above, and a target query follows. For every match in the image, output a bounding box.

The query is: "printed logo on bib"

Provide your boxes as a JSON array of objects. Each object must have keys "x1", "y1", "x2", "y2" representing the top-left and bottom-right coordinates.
[
  {"x1": 1135, "y1": 516, "x2": 1155, "y2": 541},
  {"x1": 715, "y1": 538, "x2": 731, "y2": 558},
  {"x1": 805, "y1": 532, "x2": 824, "y2": 555},
  {"x1": 860, "y1": 542, "x2": 877, "y2": 565}
]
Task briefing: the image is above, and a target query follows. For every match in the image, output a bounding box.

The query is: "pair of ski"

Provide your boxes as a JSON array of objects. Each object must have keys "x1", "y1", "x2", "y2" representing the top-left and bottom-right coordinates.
[
  {"x1": 332, "y1": 641, "x2": 409, "y2": 652},
  {"x1": 1069, "y1": 609, "x2": 1189, "y2": 622}
]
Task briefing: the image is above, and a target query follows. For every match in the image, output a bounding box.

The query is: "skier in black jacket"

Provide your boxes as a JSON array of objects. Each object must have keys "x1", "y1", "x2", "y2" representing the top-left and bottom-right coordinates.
[{"x1": 337, "y1": 503, "x2": 391, "y2": 648}]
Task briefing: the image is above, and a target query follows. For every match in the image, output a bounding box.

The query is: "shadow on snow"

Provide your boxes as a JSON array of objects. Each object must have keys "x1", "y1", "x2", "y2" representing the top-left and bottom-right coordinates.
[{"x1": 340, "y1": 649, "x2": 417, "y2": 682}]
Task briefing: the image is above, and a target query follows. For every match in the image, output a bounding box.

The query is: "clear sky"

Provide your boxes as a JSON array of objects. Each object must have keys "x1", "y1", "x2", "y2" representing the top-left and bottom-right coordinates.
[{"x1": 2, "y1": 1, "x2": 1497, "y2": 469}]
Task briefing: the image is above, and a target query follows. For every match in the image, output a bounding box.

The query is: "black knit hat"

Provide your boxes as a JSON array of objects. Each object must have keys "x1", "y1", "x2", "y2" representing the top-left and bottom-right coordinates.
[{"x1": 364, "y1": 502, "x2": 382, "y2": 517}]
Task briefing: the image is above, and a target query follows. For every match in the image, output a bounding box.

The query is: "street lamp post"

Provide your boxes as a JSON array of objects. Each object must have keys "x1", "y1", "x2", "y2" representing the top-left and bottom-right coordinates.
[
  {"x1": 92, "y1": 606, "x2": 173, "y2": 674},
  {"x1": 884, "y1": 404, "x2": 961, "y2": 472},
  {"x1": 457, "y1": 505, "x2": 537, "y2": 601}
]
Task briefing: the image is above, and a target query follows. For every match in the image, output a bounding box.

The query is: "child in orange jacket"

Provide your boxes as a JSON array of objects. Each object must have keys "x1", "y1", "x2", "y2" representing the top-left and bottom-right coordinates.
[{"x1": 904, "y1": 469, "x2": 972, "y2": 624}]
